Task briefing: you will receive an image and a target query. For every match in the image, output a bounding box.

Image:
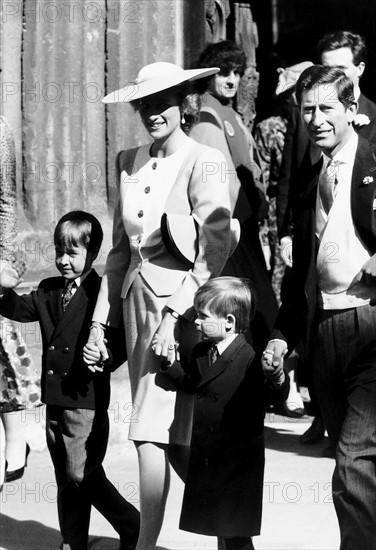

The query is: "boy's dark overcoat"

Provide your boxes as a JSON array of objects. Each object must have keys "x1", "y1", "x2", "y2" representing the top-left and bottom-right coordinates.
[
  {"x1": 0, "y1": 270, "x2": 124, "y2": 409},
  {"x1": 165, "y1": 333, "x2": 289, "y2": 537}
]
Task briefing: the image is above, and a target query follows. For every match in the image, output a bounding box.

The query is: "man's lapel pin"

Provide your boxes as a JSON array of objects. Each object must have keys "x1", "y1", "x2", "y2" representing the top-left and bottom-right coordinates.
[{"x1": 362, "y1": 176, "x2": 374, "y2": 186}]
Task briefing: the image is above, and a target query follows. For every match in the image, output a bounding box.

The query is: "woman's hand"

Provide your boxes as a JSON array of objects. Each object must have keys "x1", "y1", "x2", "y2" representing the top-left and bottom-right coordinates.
[
  {"x1": 152, "y1": 311, "x2": 180, "y2": 360},
  {"x1": 83, "y1": 322, "x2": 109, "y2": 373}
]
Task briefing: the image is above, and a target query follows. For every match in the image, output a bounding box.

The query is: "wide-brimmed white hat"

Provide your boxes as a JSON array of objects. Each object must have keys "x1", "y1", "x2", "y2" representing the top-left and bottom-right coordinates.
[
  {"x1": 275, "y1": 61, "x2": 313, "y2": 95},
  {"x1": 102, "y1": 62, "x2": 219, "y2": 103}
]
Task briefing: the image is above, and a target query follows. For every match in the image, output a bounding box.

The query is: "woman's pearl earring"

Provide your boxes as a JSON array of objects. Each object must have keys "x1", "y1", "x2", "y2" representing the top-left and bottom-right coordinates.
[{"x1": 181, "y1": 115, "x2": 186, "y2": 125}]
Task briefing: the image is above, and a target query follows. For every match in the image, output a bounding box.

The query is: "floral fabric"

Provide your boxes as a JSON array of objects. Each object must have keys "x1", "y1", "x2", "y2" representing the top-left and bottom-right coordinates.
[{"x1": 0, "y1": 316, "x2": 41, "y2": 412}]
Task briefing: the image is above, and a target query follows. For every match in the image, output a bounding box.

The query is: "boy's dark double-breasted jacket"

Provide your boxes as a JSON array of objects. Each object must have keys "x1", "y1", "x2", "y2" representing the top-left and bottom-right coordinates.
[
  {"x1": 163, "y1": 333, "x2": 289, "y2": 537},
  {"x1": 0, "y1": 270, "x2": 125, "y2": 409}
]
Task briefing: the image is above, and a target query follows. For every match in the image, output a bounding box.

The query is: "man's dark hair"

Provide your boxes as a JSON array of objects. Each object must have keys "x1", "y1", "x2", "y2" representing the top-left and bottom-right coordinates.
[
  {"x1": 295, "y1": 65, "x2": 355, "y2": 110},
  {"x1": 194, "y1": 40, "x2": 247, "y2": 94},
  {"x1": 317, "y1": 31, "x2": 367, "y2": 66},
  {"x1": 54, "y1": 210, "x2": 103, "y2": 258}
]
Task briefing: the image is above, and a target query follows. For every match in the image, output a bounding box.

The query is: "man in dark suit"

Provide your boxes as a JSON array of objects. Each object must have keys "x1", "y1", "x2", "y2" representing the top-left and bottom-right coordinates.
[
  {"x1": 0, "y1": 211, "x2": 139, "y2": 550},
  {"x1": 263, "y1": 65, "x2": 376, "y2": 550},
  {"x1": 276, "y1": 31, "x2": 376, "y2": 445},
  {"x1": 278, "y1": 30, "x2": 376, "y2": 260}
]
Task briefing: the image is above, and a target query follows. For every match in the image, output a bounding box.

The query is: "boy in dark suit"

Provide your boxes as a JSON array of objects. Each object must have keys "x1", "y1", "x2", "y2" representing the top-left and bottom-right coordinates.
[
  {"x1": 0, "y1": 211, "x2": 139, "y2": 550},
  {"x1": 161, "y1": 276, "x2": 289, "y2": 550}
]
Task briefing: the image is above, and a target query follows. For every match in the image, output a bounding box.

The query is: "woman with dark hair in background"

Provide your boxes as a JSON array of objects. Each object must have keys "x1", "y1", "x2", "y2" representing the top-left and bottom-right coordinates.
[{"x1": 190, "y1": 40, "x2": 279, "y2": 351}]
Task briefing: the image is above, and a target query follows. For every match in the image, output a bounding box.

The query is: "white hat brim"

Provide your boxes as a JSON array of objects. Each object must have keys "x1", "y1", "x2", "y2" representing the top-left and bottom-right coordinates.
[{"x1": 103, "y1": 67, "x2": 219, "y2": 103}]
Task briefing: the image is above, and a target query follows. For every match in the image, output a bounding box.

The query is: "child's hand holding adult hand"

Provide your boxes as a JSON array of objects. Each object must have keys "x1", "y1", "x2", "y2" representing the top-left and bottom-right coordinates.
[
  {"x1": 152, "y1": 310, "x2": 180, "y2": 361},
  {"x1": 84, "y1": 322, "x2": 109, "y2": 372},
  {"x1": 262, "y1": 339, "x2": 288, "y2": 387}
]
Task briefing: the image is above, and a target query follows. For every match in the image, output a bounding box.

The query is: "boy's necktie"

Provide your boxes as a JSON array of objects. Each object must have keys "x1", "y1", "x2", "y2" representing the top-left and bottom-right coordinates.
[
  {"x1": 62, "y1": 280, "x2": 76, "y2": 312},
  {"x1": 209, "y1": 343, "x2": 219, "y2": 365},
  {"x1": 319, "y1": 159, "x2": 339, "y2": 214}
]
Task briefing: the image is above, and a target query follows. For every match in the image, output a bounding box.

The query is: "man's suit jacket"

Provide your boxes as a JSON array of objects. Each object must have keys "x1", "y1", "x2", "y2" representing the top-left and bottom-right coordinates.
[
  {"x1": 0, "y1": 270, "x2": 123, "y2": 409},
  {"x1": 273, "y1": 136, "x2": 376, "y2": 352},
  {"x1": 163, "y1": 334, "x2": 289, "y2": 537},
  {"x1": 93, "y1": 140, "x2": 232, "y2": 326},
  {"x1": 277, "y1": 92, "x2": 376, "y2": 239}
]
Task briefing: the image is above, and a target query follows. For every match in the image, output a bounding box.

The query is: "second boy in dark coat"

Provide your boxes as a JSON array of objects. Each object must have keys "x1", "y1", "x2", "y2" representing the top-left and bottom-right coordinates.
[{"x1": 162, "y1": 277, "x2": 289, "y2": 550}]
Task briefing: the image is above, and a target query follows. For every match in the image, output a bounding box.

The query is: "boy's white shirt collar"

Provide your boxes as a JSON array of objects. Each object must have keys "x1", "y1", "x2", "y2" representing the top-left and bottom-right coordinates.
[
  {"x1": 215, "y1": 333, "x2": 238, "y2": 355},
  {"x1": 65, "y1": 268, "x2": 92, "y2": 289}
]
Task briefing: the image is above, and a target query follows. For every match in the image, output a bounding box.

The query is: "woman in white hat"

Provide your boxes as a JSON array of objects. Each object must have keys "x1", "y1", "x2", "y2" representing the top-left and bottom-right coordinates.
[{"x1": 84, "y1": 61, "x2": 233, "y2": 550}]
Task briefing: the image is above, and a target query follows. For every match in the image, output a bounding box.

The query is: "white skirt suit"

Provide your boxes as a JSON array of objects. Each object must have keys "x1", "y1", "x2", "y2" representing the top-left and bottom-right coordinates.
[{"x1": 93, "y1": 138, "x2": 232, "y2": 444}]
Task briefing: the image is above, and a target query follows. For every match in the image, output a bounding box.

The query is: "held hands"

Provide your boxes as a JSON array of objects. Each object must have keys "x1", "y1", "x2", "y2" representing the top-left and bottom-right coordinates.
[
  {"x1": 262, "y1": 339, "x2": 288, "y2": 387},
  {"x1": 280, "y1": 236, "x2": 293, "y2": 268},
  {"x1": 151, "y1": 311, "x2": 180, "y2": 366},
  {"x1": 83, "y1": 322, "x2": 110, "y2": 373},
  {"x1": 356, "y1": 254, "x2": 376, "y2": 285}
]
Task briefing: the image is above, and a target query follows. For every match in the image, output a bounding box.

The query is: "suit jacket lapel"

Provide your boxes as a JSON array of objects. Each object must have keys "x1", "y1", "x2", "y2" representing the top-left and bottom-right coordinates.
[
  {"x1": 351, "y1": 137, "x2": 376, "y2": 254},
  {"x1": 51, "y1": 270, "x2": 99, "y2": 340},
  {"x1": 46, "y1": 280, "x2": 64, "y2": 327},
  {"x1": 296, "y1": 159, "x2": 322, "y2": 309},
  {"x1": 195, "y1": 335, "x2": 247, "y2": 389},
  {"x1": 303, "y1": 157, "x2": 323, "y2": 202}
]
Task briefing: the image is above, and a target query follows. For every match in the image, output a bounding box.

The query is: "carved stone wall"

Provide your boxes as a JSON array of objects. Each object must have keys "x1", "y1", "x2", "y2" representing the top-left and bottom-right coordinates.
[{"x1": 0, "y1": 0, "x2": 203, "y2": 278}]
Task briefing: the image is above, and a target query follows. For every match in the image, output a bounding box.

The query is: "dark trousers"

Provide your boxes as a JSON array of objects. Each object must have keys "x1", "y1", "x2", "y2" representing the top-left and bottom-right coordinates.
[
  {"x1": 312, "y1": 304, "x2": 376, "y2": 550},
  {"x1": 46, "y1": 405, "x2": 140, "y2": 550},
  {"x1": 218, "y1": 537, "x2": 254, "y2": 550}
]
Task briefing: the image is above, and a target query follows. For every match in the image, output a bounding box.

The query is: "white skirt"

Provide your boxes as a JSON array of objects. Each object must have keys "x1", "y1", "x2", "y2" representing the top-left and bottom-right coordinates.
[{"x1": 123, "y1": 274, "x2": 197, "y2": 445}]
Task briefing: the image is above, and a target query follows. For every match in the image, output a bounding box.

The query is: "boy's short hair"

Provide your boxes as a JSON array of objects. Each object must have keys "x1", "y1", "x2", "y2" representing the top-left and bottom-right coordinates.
[
  {"x1": 194, "y1": 276, "x2": 255, "y2": 333},
  {"x1": 54, "y1": 210, "x2": 103, "y2": 258}
]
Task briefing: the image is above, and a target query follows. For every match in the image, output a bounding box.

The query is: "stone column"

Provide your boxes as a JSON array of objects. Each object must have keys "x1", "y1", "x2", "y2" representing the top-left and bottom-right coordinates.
[
  {"x1": 20, "y1": 0, "x2": 107, "y2": 274},
  {"x1": 1, "y1": 0, "x2": 206, "y2": 278},
  {"x1": 0, "y1": 0, "x2": 24, "y2": 219}
]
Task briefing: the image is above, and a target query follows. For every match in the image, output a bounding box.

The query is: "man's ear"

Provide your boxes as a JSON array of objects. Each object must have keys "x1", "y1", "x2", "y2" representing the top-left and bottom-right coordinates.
[
  {"x1": 356, "y1": 61, "x2": 365, "y2": 80},
  {"x1": 346, "y1": 101, "x2": 358, "y2": 124},
  {"x1": 225, "y1": 313, "x2": 236, "y2": 332}
]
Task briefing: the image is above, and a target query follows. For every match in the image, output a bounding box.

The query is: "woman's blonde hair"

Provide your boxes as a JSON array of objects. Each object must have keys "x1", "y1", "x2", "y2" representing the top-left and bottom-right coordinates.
[{"x1": 130, "y1": 83, "x2": 201, "y2": 133}]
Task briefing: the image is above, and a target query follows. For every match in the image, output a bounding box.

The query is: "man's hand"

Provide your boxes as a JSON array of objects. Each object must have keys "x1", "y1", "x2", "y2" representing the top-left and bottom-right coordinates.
[
  {"x1": 356, "y1": 254, "x2": 376, "y2": 286},
  {"x1": 262, "y1": 339, "x2": 288, "y2": 387},
  {"x1": 280, "y1": 236, "x2": 293, "y2": 268}
]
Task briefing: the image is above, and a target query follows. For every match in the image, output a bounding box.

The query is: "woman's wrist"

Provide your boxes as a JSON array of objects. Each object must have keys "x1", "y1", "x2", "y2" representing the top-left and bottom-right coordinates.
[
  {"x1": 89, "y1": 321, "x2": 106, "y2": 342},
  {"x1": 90, "y1": 321, "x2": 105, "y2": 330},
  {"x1": 165, "y1": 308, "x2": 180, "y2": 321}
]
